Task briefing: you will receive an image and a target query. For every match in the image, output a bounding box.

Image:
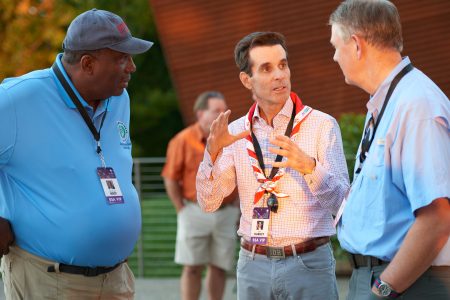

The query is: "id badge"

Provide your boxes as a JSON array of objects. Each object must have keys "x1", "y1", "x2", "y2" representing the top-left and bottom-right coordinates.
[
  {"x1": 333, "y1": 197, "x2": 347, "y2": 228},
  {"x1": 334, "y1": 188, "x2": 351, "y2": 228},
  {"x1": 97, "y1": 167, "x2": 124, "y2": 205},
  {"x1": 251, "y1": 207, "x2": 270, "y2": 244}
]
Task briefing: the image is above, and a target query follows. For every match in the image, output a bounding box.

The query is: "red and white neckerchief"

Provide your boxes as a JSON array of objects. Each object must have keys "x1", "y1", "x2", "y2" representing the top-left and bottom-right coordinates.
[{"x1": 244, "y1": 92, "x2": 313, "y2": 204}]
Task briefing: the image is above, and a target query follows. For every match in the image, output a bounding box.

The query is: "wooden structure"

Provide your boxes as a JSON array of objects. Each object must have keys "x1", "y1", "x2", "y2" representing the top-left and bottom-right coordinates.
[{"x1": 149, "y1": 0, "x2": 450, "y2": 124}]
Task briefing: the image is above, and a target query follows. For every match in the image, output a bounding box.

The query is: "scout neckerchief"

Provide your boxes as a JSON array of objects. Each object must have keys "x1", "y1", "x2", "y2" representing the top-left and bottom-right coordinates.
[
  {"x1": 52, "y1": 62, "x2": 124, "y2": 205},
  {"x1": 244, "y1": 92, "x2": 313, "y2": 205}
]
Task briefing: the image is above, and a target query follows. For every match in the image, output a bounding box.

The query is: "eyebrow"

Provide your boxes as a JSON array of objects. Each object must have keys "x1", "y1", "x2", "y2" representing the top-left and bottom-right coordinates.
[{"x1": 259, "y1": 62, "x2": 271, "y2": 70}]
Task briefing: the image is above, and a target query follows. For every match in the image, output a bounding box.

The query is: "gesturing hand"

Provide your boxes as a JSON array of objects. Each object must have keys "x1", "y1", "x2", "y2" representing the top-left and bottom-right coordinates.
[
  {"x1": 207, "y1": 110, "x2": 249, "y2": 162},
  {"x1": 269, "y1": 135, "x2": 316, "y2": 174},
  {"x1": 0, "y1": 216, "x2": 14, "y2": 258}
]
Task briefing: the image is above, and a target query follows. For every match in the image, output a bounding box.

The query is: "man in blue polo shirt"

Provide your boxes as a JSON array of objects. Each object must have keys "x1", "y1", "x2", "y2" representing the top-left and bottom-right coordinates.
[
  {"x1": 0, "y1": 9, "x2": 152, "y2": 299},
  {"x1": 329, "y1": 1, "x2": 450, "y2": 299}
]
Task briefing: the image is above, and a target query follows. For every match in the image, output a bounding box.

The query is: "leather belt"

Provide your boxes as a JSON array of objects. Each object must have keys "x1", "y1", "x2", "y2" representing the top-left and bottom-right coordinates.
[
  {"x1": 47, "y1": 262, "x2": 122, "y2": 277},
  {"x1": 349, "y1": 253, "x2": 389, "y2": 269},
  {"x1": 240, "y1": 236, "x2": 330, "y2": 258}
]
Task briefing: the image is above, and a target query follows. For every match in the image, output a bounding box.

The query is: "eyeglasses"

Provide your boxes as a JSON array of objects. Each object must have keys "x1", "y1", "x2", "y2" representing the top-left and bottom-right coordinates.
[{"x1": 267, "y1": 193, "x2": 278, "y2": 213}]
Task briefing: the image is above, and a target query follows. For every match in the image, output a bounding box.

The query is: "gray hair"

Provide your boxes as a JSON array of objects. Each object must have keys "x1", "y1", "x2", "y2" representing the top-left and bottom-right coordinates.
[
  {"x1": 62, "y1": 49, "x2": 101, "y2": 65},
  {"x1": 193, "y1": 91, "x2": 225, "y2": 113},
  {"x1": 329, "y1": 0, "x2": 403, "y2": 52}
]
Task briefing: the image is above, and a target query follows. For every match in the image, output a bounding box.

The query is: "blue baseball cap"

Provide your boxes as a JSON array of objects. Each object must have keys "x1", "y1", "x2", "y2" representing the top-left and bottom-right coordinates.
[{"x1": 63, "y1": 8, "x2": 153, "y2": 54}]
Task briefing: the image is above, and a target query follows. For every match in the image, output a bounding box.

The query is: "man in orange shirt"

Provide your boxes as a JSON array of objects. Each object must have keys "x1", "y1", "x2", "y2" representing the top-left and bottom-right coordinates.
[{"x1": 162, "y1": 91, "x2": 240, "y2": 300}]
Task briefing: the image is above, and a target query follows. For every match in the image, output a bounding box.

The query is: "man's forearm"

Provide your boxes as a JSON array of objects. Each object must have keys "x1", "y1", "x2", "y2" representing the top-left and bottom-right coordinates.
[
  {"x1": 163, "y1": 178, "x2": 185, "y2": 213},
  {"x1": 379, "y1": 198, "x2": 450, "y2": 292}
]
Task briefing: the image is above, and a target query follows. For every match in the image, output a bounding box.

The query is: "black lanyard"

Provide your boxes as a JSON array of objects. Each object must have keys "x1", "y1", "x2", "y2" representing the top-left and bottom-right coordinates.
[
  {"x1": 356, "y1": 63, "x2": 413, "y2": 174},
  {"x1": 52, "y1": 63, "x2": 109, "y2": 156},
  {"x1": 251, "y1": 104, "x2": 296, "y2": 180}
]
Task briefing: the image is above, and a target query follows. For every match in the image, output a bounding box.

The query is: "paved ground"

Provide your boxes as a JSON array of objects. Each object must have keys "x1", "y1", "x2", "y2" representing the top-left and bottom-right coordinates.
[{"x1": 0, "y1": 277, "x2": 349, "y2": 299}]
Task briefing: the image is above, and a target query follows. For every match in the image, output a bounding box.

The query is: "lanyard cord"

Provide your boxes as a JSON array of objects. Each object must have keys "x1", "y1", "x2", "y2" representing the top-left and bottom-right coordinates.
[
  {"x1": 356, "y1": 63, "x2": 413, "y2": 174},
  {"x1": 251, "y1": 104, "x2": 296, "y2": 180},
  {"x1": 52, "y1": 63, "x2": 109, "y2": 158}
]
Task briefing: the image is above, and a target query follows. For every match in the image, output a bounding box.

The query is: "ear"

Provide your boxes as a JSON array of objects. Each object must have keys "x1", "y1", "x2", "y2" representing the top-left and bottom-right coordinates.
[
  {"x1": 196, "y1": 109, "x2": 204, "y2": 121},
  {"x1": 80, "y1": 54, "x2": 96, "y2": 75},
  {"x1": 351, "y1": 34, "x2": 363, "y2": 60},
  {"x1": 239, "y1": 72, "x2": 252, "y2": 90}
]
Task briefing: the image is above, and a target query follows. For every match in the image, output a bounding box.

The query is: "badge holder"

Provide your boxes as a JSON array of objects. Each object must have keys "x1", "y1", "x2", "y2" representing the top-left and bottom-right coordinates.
[
  {"x1": 251, "y1": 207, "x2": 270, "y2": 244},
  {"x1": 96, "y1": 143, "x2": 124, "y2": 205}
]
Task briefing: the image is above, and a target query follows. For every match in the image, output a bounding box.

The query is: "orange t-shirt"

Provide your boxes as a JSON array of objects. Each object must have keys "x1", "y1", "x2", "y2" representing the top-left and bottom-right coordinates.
[
  {"x1": 162, "y1": 123, "x2": 237, "y2": 204},
  {"x1": 161, "y1": 123, "x2": 205, "y2": 201}
]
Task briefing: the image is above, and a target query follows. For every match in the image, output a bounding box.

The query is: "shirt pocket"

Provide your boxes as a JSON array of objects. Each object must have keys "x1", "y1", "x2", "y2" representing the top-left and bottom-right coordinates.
[
  {"x1": 369, "y1": 139, "x2": 386, "y2": 167},
  {"x1": 363, "y1": 145, "x2": 385, "y2": 183}
]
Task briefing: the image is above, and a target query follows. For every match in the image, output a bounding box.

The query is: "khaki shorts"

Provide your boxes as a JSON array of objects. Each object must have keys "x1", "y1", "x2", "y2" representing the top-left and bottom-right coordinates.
[
  {"x1": 0, "y1": 246, "x2": 135, "y2": 300},
  {"x1": 175, "y1": 201, "x2": 240, "y2": 271}
]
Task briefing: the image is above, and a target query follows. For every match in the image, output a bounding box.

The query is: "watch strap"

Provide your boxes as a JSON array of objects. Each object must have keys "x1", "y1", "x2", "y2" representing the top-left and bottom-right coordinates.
[{"x1": 374, "y1": 277, "x2": 401, "y2": 298}]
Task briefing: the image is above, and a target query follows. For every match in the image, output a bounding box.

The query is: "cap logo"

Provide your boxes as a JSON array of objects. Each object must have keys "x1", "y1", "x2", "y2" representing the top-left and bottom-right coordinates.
[{"x1": 116, "y1": 22, "x2": 130, "y2": 36}]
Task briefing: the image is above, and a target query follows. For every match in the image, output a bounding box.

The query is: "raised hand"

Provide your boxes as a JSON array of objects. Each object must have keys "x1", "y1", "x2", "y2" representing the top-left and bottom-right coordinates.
[
  {"x1": 207, "y1": 110, "x2": 249, "y2": 162},
  {"x1": 269, "y1": 135, "x2": 316, "y2": 174}
]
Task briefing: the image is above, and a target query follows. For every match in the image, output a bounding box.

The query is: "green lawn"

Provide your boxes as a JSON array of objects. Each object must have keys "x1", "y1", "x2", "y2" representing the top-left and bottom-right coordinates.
[
  {"x1": 128, "y1": 197, "x2": 182, "y2": 277},
  {"x1": 128, "y1": 197, "x2": 350, "y2": 278}
]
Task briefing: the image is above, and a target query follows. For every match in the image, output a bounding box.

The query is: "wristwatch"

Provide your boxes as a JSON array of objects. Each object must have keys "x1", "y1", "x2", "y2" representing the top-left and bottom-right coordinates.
[{"x1": 373, "y1": 277, "x2": 401, "y2": 298}]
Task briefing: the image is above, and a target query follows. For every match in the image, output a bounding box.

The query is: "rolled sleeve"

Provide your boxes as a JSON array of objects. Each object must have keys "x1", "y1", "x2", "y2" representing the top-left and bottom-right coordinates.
[
  {"x1": 196, "y1": 147, "x2": 236, "y2": 212},
  {"x1": 304, "y1": 117, "x2": 350, "y2": 215}
]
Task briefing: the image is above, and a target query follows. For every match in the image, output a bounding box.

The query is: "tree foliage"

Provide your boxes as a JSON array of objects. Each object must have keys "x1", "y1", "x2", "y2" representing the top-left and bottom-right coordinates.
[
  {"x1": 0, "y1": 0, "x2": 74, "y2": 77},
  {"x1": 338, "y1": 113, "x2": 365, "y2": 181},
  {"x1": 0, "y1": 0, "x2": 183, "y2": 157}
]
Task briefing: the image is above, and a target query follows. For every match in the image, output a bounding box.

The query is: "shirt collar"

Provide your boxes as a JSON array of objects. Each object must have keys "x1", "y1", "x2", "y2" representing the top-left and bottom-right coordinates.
[
  {"x1": 367, "y1": 56, "x2": 411, "y2": 116},
  {"x1": 253, "y1": 96, "x2": 292, "y2": 124},
  {"x1": 52, "y1": 53, "x2": 111, "y2": 113},
  {"x1": 193, "y1": 122, "x2": 206, "y2": 142}
]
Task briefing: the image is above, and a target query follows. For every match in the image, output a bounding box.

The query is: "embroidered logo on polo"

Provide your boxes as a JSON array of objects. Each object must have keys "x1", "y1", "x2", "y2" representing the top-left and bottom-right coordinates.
[{"x1": 117, "y1": 121, "x2": 131, "y2": 148}]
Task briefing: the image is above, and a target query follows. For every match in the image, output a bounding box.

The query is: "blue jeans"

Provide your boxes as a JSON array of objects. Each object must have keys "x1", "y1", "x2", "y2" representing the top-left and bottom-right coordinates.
[{"x1": 236, "y1": 243, "x2": 338, "y2": 300}]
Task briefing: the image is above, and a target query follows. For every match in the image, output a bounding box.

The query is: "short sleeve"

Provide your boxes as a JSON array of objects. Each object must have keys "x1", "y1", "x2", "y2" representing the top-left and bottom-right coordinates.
[
  {"x1": 0, "y1": 87, "x2": 16, "y2": 167},
  {"x1": 402, "y1": 118, "x2": 450, "y2": 212}
]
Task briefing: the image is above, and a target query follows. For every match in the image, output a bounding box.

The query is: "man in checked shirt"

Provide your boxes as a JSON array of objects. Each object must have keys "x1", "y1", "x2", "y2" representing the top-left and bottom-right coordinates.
[{"x1": 196, "y1": 31, "x2": 350, "y2": 299}]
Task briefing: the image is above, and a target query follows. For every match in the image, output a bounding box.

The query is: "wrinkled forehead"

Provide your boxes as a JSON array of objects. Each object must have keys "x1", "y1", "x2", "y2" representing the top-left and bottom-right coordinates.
[
  {"x1": 206, "y1": 97, "x2": 227, "y2": 111},
  {"x1": 331, "y1": 23, "x2": 351, "y2": 43},
  {"x1": 249, "y1": 45, "x2": 287, "y2": 67}
]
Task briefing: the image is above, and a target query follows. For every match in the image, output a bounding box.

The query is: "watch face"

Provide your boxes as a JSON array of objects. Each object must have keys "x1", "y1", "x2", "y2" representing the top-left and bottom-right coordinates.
[{"x1": 379, "y1": 283, "x2": 392, "y2": 297}]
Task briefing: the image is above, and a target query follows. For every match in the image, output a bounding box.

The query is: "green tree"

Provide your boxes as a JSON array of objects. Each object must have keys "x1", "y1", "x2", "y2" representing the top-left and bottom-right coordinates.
[
  {"x1": 338, "y1": 113, "x2": 365, "y2": 181},
  {"x1": 0, "y1": 0, "x2": 183, "y2": 157},
  {"x1": 69, "y1": 0, "x2": 183, "y2": 156},
  {"x1": 0, "y1": 0, "x2": 75, "y2": 77}
]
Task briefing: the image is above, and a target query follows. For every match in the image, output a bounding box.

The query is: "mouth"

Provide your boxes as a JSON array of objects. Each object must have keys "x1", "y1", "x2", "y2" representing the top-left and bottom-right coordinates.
[
  {"x1": 120, "y1": 79, "x2": 130, "y2": 88},
  {"x1": 273, "y1": 86, "x2": 286, "y2": 92}
]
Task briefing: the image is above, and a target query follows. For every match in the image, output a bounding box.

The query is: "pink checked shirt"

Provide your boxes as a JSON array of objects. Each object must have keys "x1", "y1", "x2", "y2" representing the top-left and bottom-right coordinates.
[{"x1": 196, "y1": 98, "x2": 349, "y2": 246}]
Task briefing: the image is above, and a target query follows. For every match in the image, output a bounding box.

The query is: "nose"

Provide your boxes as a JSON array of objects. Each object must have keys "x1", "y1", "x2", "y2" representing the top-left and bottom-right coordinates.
[
  {"x1": 274, "y1": 67, "x2": 286, "y2": 80},
  {"x1": 126, "y1": 56, "x2": 136, "y2": 74},
  {"x1": 333, "y1": 51, "x2": 338, "y2": 62}
]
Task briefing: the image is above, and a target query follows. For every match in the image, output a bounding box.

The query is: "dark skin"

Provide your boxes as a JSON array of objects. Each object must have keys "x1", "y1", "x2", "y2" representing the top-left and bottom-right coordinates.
[
  {"x1": 0, "y1": 48, "x2": 136, "y2": 257},
  {"x1": 62, "y1": 48, "x2": 136, "y2": 111},
  {"x1": 0, "y1": 217, "x2": 14, "y2": 258}
]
